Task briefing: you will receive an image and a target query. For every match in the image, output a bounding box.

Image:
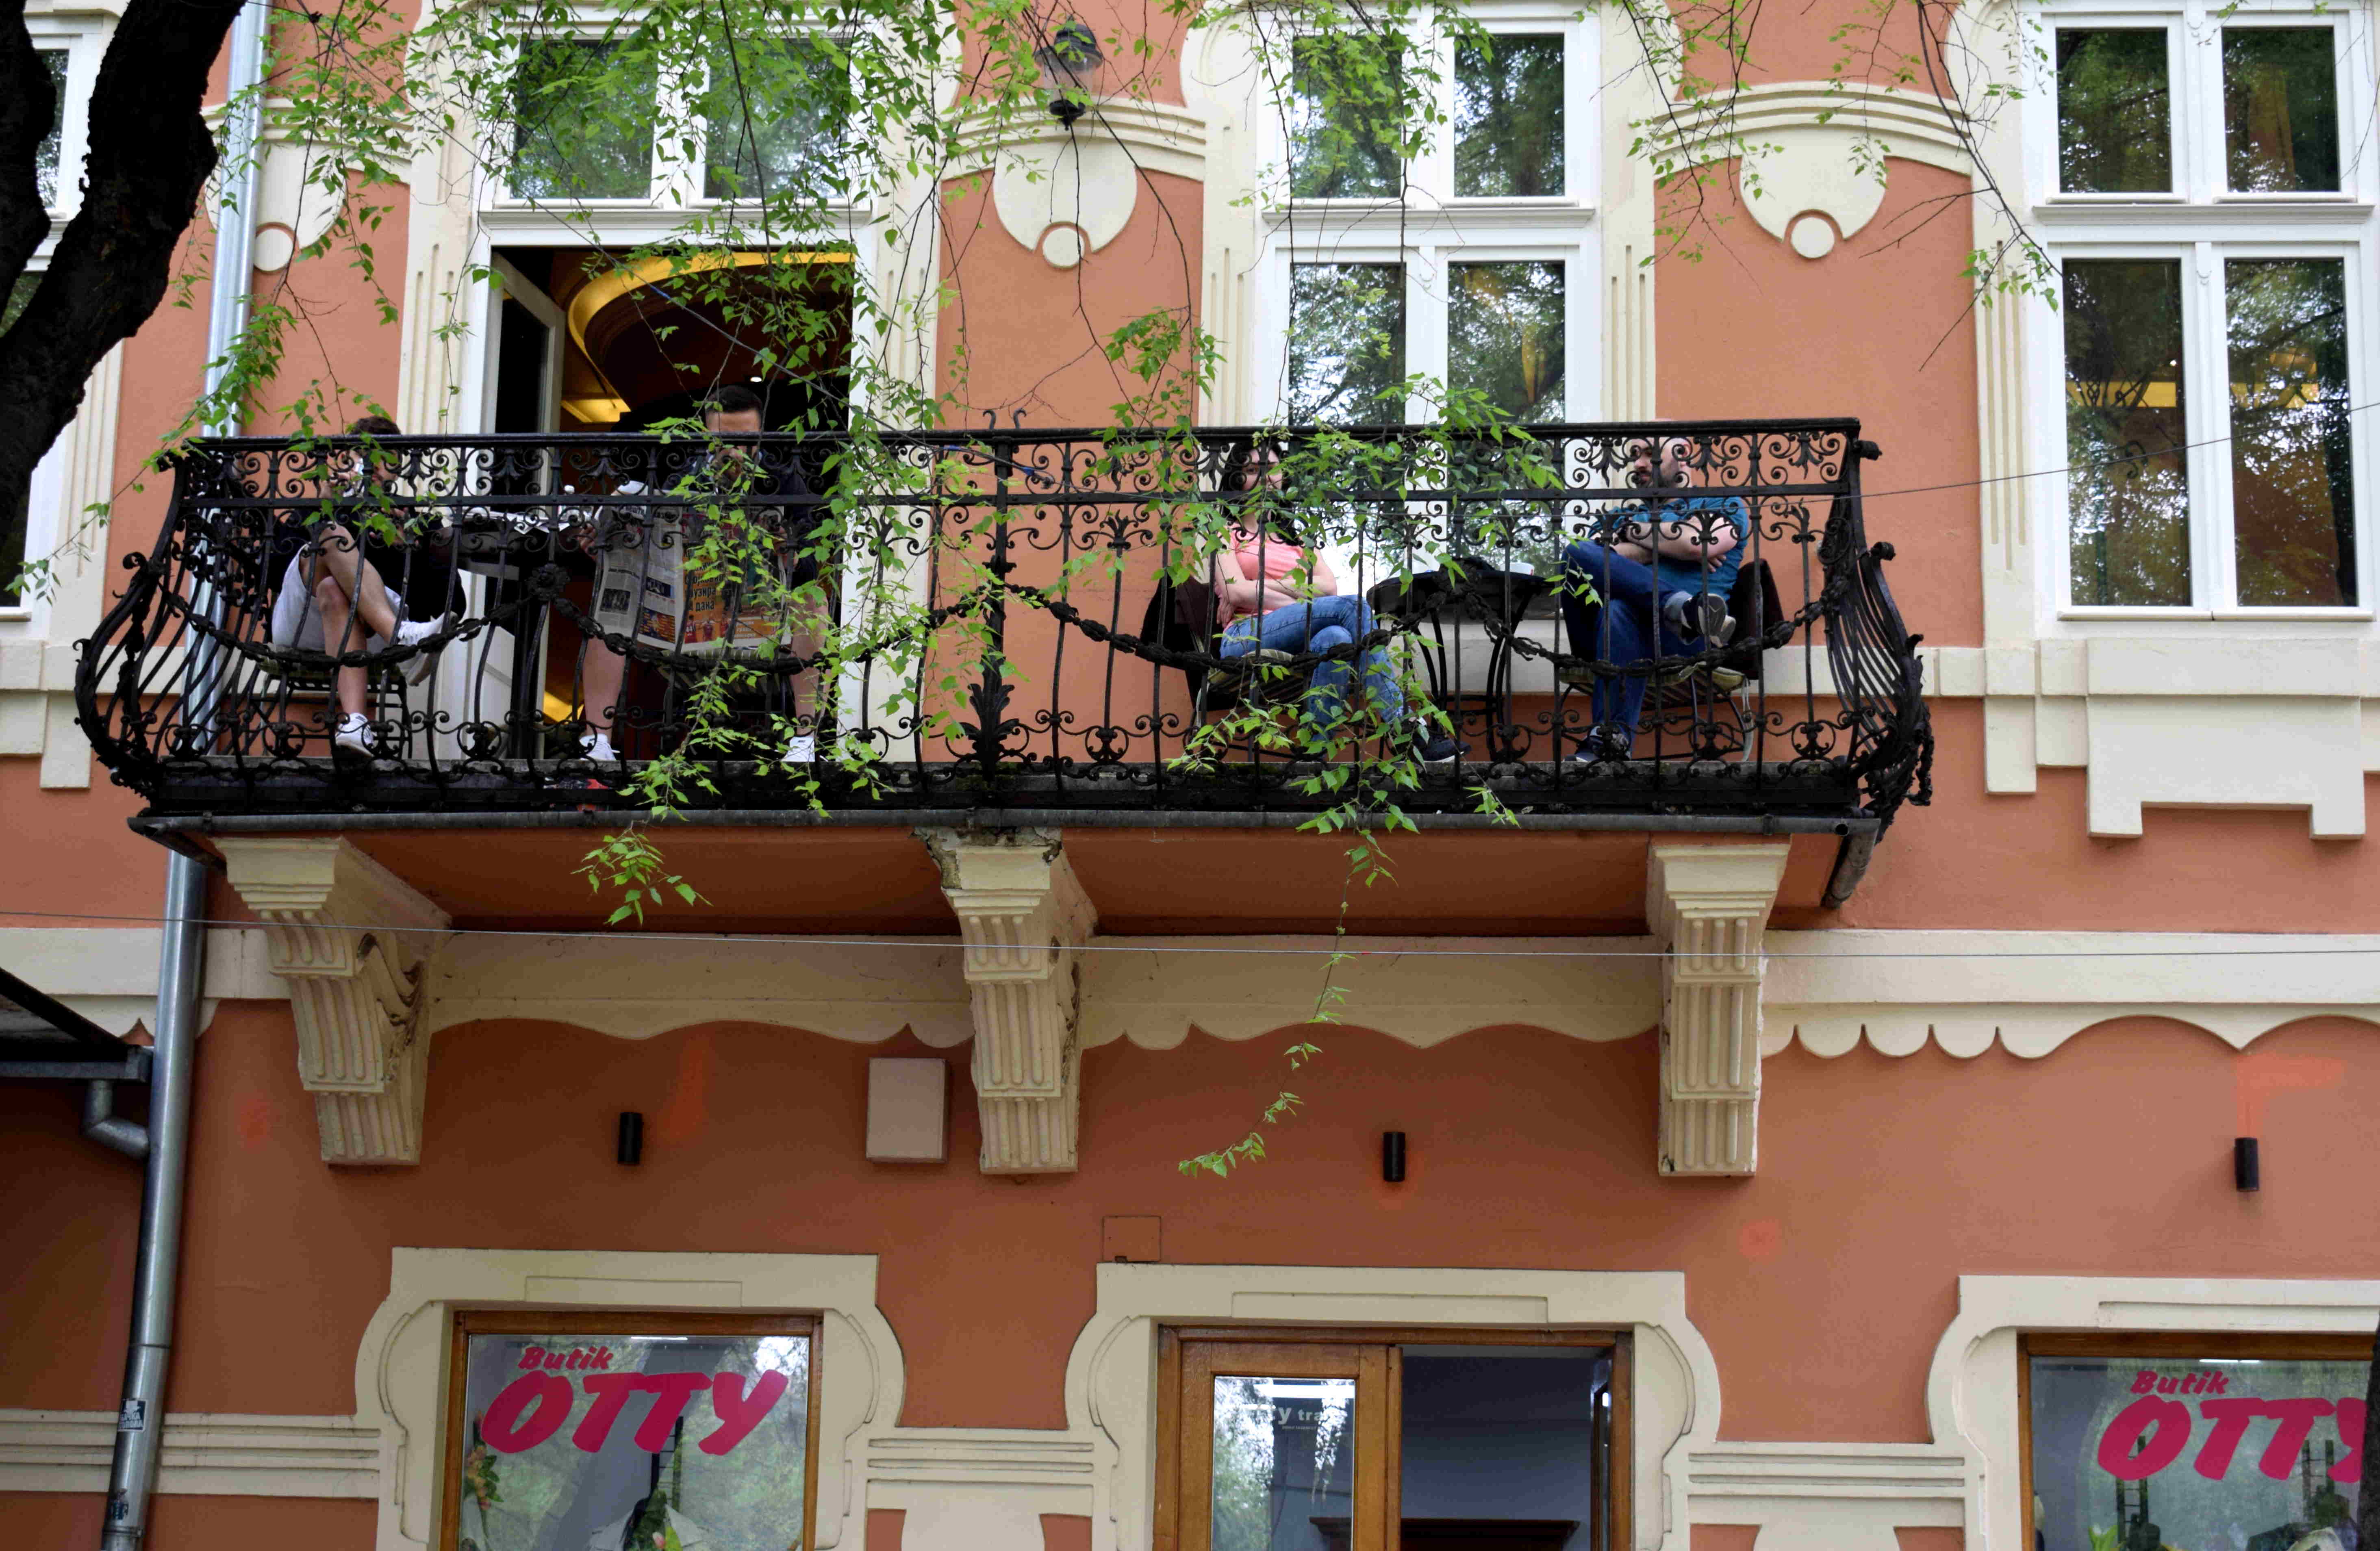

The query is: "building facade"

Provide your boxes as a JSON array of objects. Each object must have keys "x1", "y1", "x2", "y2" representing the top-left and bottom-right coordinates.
[{"x1": 2, "y1": 0, "x2": 2377, "y2": 1546}]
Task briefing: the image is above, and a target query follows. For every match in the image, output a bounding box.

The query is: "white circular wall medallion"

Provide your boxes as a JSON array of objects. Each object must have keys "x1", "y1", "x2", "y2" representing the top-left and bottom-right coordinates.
[
  {"x1": 1787, "y1": 213, "x2": 1837, "y2": 259},
  {"x1": 1039, "y1": 224, "x2": 1087, "y2": 269}
]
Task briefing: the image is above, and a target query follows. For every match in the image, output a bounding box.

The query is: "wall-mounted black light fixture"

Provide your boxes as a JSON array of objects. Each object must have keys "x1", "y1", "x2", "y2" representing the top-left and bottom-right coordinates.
[
  {"x1": 1034, "y1": 20, "x2": 1105, "y2": 127},
  {"x1": 2234, "y1": 1136, "x2": 2260, "y2": 1193},
  {"x1": 1382, "y1": 1131, "x2": 1407, "y2": 1184},
  {"x1": 618, "y1": 1111, "x2": 645, "y2": 1167}
]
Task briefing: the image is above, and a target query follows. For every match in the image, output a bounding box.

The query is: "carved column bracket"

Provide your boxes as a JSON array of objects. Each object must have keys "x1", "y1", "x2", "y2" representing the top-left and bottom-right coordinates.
[
  {"x1": 1646, "y1": 844, "x2": 1791, "y2": 1177},
  {"x1": 217, "y1": 838, "x2": 452, "y2": 1165},
  {"x1": 922, "y1": 828, "x2": 1096, "y2": 1174}
]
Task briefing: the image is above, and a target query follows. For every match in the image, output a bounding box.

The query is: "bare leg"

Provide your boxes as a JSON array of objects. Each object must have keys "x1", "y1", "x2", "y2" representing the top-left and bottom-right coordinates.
[
  {"x1": 581, "y1": 640, "x2": 628, "y2": 737},
  {"x1": 304, "y1": 529, "x2": 404, "y2": 641},
  {"x1": 312, "y1": 571, "x2": 371, "y2": 718}
]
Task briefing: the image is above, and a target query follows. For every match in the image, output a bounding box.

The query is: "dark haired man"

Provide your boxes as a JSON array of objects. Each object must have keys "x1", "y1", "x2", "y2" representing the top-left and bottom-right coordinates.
[
  {"x1": 1557, "y1": 434, "x2": 1748, "y2": 760},
  {"x1": 579, "y1": 386, "x2": 826, "y2": 764}
]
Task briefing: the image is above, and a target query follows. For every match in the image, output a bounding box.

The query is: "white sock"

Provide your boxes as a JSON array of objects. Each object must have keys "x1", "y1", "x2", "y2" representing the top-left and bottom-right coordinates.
[
  {"x1": 582, "y1": 730, "x2": 617, "y2": 762},
  {"x1": 394, "y1": 616, "x2": 441, "y2": 647}
]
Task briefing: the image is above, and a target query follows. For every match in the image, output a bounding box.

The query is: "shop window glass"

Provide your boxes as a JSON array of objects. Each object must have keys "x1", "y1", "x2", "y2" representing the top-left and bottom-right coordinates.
[
  {"x1": 1453, "y1": 35, "x2": 1564, "y2": 198},
  {"x1": 2056, "y1": 30, "x2": 2172, "y2": 193},
  {"x1": 36, "y1": 50, "x2": 66, "y2": 208},
  {"x1": 2063, "y1": 257, "x2": 2191, "y2": 606},
  {"x1": 1287, "y1": 263, "x2": 1406, "y2": 424},
  {"x1": 2227, "y1": 256, "x2": 2356, "y2": 606},
  {"x1": 445, "y1": 1312, "x2": 816, "y2": 1551},
  {"x1": 701, "y1": 36, "x2": 847, "y2": 200},
  {"x1": 2223, "y1": 29, "x2": 2339, "y2": 193},
  {"x1": 2026, "y1": 1338, "x2": 2367, "y2": 1551},
  {"x1": 1287, "y1": 35, "x2": 1403, "y2": 200},
  {"x1": 511, "y1": 39, "x2": 660, "y2": 200},
  {"x1": 1167, "y1": 1330, "x2": 1624, "y2": 1551}
]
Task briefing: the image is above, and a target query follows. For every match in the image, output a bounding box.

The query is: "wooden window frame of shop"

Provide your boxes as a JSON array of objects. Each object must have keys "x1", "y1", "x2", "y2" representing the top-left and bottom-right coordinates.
[
  {"x1": 1153, "y1": 1323, "x2": 1633, "y2": 1551},
  {"x1": 438, "y1": 1307, "x2": 825, "y2": 1551},
  {"x1": 2016, "y1": 1329, "x2": 2377, "y2": 1551}
]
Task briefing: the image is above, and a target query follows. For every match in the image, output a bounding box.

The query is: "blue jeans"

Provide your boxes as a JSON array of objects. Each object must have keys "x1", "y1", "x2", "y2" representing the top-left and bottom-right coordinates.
[
  {"x1": 1220, "y1": 594, "x2": 1403, "y2": 733},
  {"x1": 1559, "y1": 540, "x2": 1693, "y2": 739}
]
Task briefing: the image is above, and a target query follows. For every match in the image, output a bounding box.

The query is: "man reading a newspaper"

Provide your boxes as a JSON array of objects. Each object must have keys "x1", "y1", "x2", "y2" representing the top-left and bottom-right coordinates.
[{"x1": 580, "y1": 385, "x2": 829, "y2": 765}]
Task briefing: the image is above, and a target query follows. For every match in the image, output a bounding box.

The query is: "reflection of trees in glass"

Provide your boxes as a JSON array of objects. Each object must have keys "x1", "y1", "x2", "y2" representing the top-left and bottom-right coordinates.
[
  {"x1": 2222, "y1": 30, "x2": 2339, "y2": 192},
  {"x1": 0, "y1": 280, "x2": 28, "y2": 606},
  {"x1": 1210, "y1": 1377, "x2": 1355, "y2": 1551},
  {"x1": 460, "y1": 1334, "x2": 809, "y2": 1551},
  {"x1": 703, "y1": 37, "x2": 847, "y2": 200},
  {"x1": 2063, "y1": 259, "x2": 2190, "y2": 606},
  {"x1": 1288, "y1": 264, "x2": 1404, "y2": 424},
  {"x1": 512, "y1": 40, "x2": 660, "y2": 200},
  {"x1": 2228, "y1": 258, "x2": 2354, "y2": 606},
  {"x1": 1451, "y1": 262, "x2": 1563, "y2": 421},
  {"x1": 1453, "y1": 35, "x2": 1563, "y2": 197},
  {"x1": 1287, "y1": 36, "x2": 1403, "y2": 199},
  {"x1": 35, "y1": 51, "x2": 66, "y2": 207},
  {"x1": 2056, "y1": 31, "x2": 2170, "y2": 192}
]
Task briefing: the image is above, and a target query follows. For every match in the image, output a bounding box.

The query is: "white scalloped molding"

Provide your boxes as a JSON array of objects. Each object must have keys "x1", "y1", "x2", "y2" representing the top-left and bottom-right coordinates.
[
  {"x1": 352, "y1": 1248, "x2": 900, "y2": 1551},
  {"x1": 0, "y1": 925, "x2": 282, "y2": 1036},
  {"x1": 1926, "y1": 1276, "x2": 2380, "y2": 1551},
  {"x1": 1065, "y1": 1262, "x2": 1717, "y2": 1551},
  {"x1": 1763, "y1": 930, "x2": 2380, "y2": 1058},
  {"x1": 1649, "y1": 83, "x2": 1972, "y2": 257},
  {"x1": 947, "y1": 100, "x2": 1207, "y2": 269}
]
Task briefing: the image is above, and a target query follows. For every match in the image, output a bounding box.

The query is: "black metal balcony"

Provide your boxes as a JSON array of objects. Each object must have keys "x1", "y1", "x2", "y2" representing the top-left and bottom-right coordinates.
[{"x1": 75, "y1": 420, "x2": 1931, "y2": 841}]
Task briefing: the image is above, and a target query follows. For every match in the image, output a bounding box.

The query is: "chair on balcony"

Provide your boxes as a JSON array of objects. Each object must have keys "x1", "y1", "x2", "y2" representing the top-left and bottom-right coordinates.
[{"x1": 1137, "y1": 573, "x2": 1316, "y2": 726}]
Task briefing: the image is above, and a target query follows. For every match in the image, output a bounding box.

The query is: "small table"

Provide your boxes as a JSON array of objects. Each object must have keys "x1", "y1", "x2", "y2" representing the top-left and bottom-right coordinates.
[{"x1": 1368, "y1": 563, "x2": 1553, "y2": 758}]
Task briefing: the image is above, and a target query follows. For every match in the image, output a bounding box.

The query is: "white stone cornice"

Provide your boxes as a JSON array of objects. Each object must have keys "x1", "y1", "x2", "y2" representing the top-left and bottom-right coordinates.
[
  {"x1": 1646, "y1": 843, "x2": 1791, "y2": 1176},
  {"x1": 217, "y1": 837, "x2": 452, "y2": 1165},
  {"x1": 0, "y1": 1410, "x2": 380, "y2": 1498},
  {"x1": 922, "y1": 828, "x2": 1097, "y2": 1173}
]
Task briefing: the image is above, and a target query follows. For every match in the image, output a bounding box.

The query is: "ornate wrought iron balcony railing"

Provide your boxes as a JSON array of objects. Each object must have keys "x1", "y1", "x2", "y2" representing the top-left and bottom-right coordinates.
[{"x1": 75, "y1": 420, "x2": 1931, "y2": 844}]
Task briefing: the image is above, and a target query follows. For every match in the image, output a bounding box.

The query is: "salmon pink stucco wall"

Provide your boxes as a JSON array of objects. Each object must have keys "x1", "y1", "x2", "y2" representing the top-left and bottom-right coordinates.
[
  {"x1": 1657, "y1": 161, "x2": 1982, "y2": 650},
  {"x1": 937, "y1": 169, "x2": 1204, "y2": 427},
  {"x1": 2, "y1": 1004, "x2": 2373, "y2": 1448}
]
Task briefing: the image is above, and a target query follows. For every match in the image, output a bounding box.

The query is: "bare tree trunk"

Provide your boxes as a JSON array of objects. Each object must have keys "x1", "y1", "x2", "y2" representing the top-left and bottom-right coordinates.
[{"x1": 0, "y1": 0, "x2": 241, "y2": 538}]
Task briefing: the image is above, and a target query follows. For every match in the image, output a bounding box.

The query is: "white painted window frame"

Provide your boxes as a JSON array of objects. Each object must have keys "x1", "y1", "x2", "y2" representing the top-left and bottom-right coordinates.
[
  {"x1": 2020, "y1": 0, "x2": 2380, "y2": 630},
  {"x1": 26, "y1": 15, "x2": 101, "y2": 220},
  {"x1": 1250, "y1": 0, "x2": 1603, "y2": 424}
]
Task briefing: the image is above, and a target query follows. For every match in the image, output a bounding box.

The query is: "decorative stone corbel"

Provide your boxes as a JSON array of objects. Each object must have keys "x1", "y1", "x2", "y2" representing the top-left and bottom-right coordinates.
[
  {"x1": 922, "y1": 828, "x2": 1097, "y2": 1174},
  {"x1": 216, "y1": 837, "x2": 452, "y2": 1165},
  {"x1": 1646, "y1": 843, "x2": 1791, "y2": 1176}
]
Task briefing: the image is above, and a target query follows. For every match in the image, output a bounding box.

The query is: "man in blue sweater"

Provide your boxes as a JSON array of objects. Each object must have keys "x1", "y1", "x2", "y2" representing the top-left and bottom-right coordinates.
[{"x1": 1558, "y1": 433, "x2": 1748, "y2": 760}]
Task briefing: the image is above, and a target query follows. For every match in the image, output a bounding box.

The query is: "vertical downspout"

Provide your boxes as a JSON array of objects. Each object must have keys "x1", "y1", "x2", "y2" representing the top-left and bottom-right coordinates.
[{"x1": 98, "y1": 4, "x2": 265, "y2": 1543}]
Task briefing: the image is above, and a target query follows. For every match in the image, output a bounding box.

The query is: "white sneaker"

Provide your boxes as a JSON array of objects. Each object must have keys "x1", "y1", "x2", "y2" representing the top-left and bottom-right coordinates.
[
  {"x1": 581, "y1": 730, "x2": 618, "y2": 763},
  {"x1": 332, "y1": 711, "x2": 375, "y2": 762},
  {"x1": 394, "y1": 615, "x2": 446, "y2": 683},
  {"x1": 782, "y1": 734, "x2": 816, "y2": 765}
]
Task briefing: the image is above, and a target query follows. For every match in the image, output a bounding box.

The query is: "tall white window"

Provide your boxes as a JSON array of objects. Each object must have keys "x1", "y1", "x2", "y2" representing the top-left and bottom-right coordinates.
[
  {"x1": 2029, "y1": 0, "x2": 2377, "y2": 615},
  {"x1": 1252, "y1": 3, "x2": 1597, "y2": 426}
]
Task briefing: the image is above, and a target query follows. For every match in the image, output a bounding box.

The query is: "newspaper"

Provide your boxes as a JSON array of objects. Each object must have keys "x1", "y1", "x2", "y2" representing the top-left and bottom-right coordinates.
[{"x1": 588, "y1": 481, "x2": 800, "y2": 658}]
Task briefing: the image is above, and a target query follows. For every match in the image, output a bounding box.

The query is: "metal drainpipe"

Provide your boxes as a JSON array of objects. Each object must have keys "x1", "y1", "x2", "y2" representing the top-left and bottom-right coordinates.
[{"x1": 98, "y1": 2, "x2": 265, "y2": 1542}]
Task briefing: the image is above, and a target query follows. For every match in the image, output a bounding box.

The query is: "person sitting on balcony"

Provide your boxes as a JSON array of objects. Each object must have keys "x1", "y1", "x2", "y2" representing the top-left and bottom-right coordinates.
[
  {"x1": 267, "y1": 414, "x2": 452, "y2": 762},
  {"x1": 1211, "y1": 442, "x2": 1457, "y2": 761},
  {"x1": 579, "y1": 384, "x2": 824, "y2": 765},
  {"x1": 1558, "y1": 432, "x2": 1749, "y2": 760}
]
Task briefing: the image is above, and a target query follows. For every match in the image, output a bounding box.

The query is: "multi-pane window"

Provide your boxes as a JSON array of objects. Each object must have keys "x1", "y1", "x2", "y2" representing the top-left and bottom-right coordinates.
[
  {"x1": 1264, "y1": 11, "x2": 1593, "y2": 427},
  {"x1": 2023, "y1": 1334, "x2": 2369, "y2": 1551},
  {"x1": 2040, "y1": 4, "x2": 2371, "y2": 612},
  {"x1": 1160, "y1": 1327, "x2": 1627, "y2": 1551},
  {"x1": 442, "y1": 1310, "x2": 819, "y2": 1551},
  {"x1": 503, "y1": 35, "x2": 849, "y2": 205}
]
